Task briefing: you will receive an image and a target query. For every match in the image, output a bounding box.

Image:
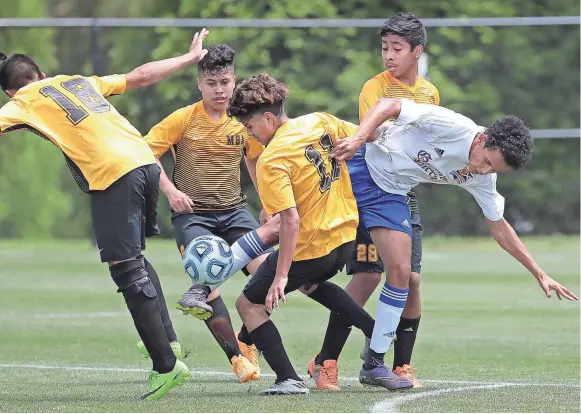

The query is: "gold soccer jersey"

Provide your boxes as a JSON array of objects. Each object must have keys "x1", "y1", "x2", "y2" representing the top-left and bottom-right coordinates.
[
  {"x1": 145, "y1": 101, "x2": 263, "y2": 212},
  {"x1": 0, "y1": 74, "x2": 155, "y2": 192},
  {"x1": 257, "y1": 112, "x2": 359, "y2": 261}
]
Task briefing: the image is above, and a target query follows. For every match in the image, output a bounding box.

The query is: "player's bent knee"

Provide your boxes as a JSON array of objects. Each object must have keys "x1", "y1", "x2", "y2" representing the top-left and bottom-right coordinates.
[
  {"x1": 409, "y1": 271, "x2": 421, "y2": 291},
  {"x1": 109, "y1": 258, "x2": 157, "y2": 303},
  {"x1": 353, "y1": 271, "x2": 382, "y2": 287},
  {"x1": 387, "y1": 262, "x2": 411, "y2": 284},
  {"x1": 235, "y1": 294, "x2": 252, "y2": 314}
]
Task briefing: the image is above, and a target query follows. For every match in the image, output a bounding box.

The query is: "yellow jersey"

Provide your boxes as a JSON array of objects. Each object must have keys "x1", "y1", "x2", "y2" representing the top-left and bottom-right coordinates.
[
  {"x1": 0, "y1": 74, "x2": 155, "y2": 192},
  {"x1": 257, "y1": 112, "x2": 359, "y2": 261},
  {"x1": 145, "y1": 101, "x2": 264, "y2": 212}
]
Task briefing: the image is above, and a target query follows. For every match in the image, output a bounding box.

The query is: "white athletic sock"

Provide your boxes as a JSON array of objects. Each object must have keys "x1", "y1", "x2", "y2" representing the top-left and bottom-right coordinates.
[{"x1": 370, "y1": 283, "x2": 409, "y2": 353}]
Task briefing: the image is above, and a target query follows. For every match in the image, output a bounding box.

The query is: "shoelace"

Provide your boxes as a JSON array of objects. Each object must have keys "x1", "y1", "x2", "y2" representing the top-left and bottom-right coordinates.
[{"x1": 320, "y1": 365, "x2": 338, "y2": 384}]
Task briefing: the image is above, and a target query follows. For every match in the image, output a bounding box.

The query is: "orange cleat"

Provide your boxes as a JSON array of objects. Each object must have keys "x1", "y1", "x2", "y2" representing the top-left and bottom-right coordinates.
[
  {"x1": 393, "y1": 364, "x2": 423, "y2": 388},
  {"x1": 307, "y1": 356, "x2": 341, "y2": 391}
]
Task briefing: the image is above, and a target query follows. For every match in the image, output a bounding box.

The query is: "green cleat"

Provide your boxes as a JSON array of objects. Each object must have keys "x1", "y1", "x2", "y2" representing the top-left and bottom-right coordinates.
[
  {"x1": 137, "y1": 340, "x2": 184, "y2": 359},
  {"x1": 139, "y1": 359, "x2": 190, "y2": 401}
]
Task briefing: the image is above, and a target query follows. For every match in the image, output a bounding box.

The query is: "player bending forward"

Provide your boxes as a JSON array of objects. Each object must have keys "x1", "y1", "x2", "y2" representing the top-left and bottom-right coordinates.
[
  {"x1": 0, "y1": 30, "x2": 209, "y2": 401},
  {"x1": 325, "y1": 98, "x2": 579, "y2": 384}
]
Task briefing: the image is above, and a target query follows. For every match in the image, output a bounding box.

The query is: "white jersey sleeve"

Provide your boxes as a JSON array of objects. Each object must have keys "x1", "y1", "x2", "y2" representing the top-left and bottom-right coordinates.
[{"x1": 463, "y1": 174, "x2": 505, "y2": 221}]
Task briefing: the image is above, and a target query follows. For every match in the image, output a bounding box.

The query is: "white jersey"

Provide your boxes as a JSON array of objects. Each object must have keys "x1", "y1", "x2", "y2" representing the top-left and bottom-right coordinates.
[{"x1": 365, "y1": 99, "x2": 505, "y2": 221}]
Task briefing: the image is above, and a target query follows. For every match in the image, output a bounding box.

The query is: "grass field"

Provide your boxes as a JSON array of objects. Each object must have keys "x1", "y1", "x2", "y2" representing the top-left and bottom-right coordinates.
[{"x1": 0, "y1": 236, "x2": 579, "y2": 412}]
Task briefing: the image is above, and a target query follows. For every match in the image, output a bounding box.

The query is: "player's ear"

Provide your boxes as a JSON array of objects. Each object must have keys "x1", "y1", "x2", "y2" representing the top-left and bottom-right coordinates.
[
  {"x1": 413, "y1": 45, "x2": 424, "y2": 59},
  {"x1": 197, "y1": 77, "x2": 202, "y2": 92},
  {"x1": 41, "y1": 72, "x2": 47, "y2": 79}
]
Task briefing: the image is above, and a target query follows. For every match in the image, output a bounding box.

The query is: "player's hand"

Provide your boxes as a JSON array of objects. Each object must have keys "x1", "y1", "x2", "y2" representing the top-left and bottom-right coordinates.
[
  {"x1": 188, "y1": 28, "x2": 209, "y2": 63},
  {"x1": 168, "y1": 189, "x2": 195, "y2": 213},
  {"x1": 330, "y1": 137, "x2": 364, "y2": 161},
  {"x1": 259, "y1": 208, "x2": 273, "y2": 225},
  {"x1": 536, "y1": 274, "x2": 579, "y2": 301},
  {"x1": 266, "y1": 275, "x2": 288, "y2": 312}
]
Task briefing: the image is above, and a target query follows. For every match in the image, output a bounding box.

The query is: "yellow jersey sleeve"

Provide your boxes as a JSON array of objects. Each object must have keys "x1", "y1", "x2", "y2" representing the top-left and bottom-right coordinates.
[
  {"x1": 145, "y1": 107, "x2": 192, "y2": 158},
  {"x1": 0, "y1": 101, "x2": 25, "y2": 134},
  {"x1": 244, "y1": 135, "x2": 264, "y2": 160},
  {"x1": 318, "y1": 112, "x2": 358, "y2": 140},
  {"x1": 359, "y1": 78, "x2": 385, "y2": 121},
  {"x1": 257, "y1": 156, "x2": 296, "y2": 215},
  {"x1": 90, "y1": 74, "x2": 127, "y2": 98}
]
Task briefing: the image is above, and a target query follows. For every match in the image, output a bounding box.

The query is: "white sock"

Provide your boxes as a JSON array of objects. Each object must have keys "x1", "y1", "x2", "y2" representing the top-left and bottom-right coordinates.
[
  {"x1": 370, "y1": 283, "x2": 409, "y2": 353},
  {"x1": 209, "y1": 230, "x2": 271, "y2": 291}
]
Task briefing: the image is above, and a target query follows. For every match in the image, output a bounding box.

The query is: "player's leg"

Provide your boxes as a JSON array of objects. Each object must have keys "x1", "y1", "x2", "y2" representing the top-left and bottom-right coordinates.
[
  {"x1": 308, "y1": 228, "x2": 382, "y2": 390},
  {"x1": 235, "y1": 250, "x2": 308, "y2": 395},
  {"x1": 393, "y1": 211, "x2": 423, "y2": 387},
  {"x1": 91, "y1": 164, "x2": 188, "y2": 400},
  {"x1": 173, "y1": 212, "x2": 221, "y2": 319}
]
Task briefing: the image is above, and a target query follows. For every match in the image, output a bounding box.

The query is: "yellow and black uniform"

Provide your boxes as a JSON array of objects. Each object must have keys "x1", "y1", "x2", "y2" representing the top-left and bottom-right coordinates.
[
  {"x1": 242, "y1": 113, "x2": 359, "y2": 305},
  {"x1": 347, "y1": 70, "x2": 440, "y2": 275},
  {"x1": 0, "y1": 74, "x2": 159, "y2": 262},
  {"x1": 146, "y1": 101, "x2": 263, "y2": 212},
  {"x1": 145, "y1": 101, "x2": 267, "y2": 260},
  {"x1": 0, "y1": 75, "x2": 155, "y2": 192}
]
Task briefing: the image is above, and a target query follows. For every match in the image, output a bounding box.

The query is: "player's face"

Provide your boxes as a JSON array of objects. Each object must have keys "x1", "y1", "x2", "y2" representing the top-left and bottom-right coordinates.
[
  {"x1": 241, "y1": 112, "x2": 277, "y2": 145},
  {"x1": 197, "y1": 68, "x2": 236, "y2": 111},
  {"x1": 469, "y1": 134, "x2": 511, "y2": 175},
  {"x1": 381, "y1": 34, "x2": 422, "y2": 79}
]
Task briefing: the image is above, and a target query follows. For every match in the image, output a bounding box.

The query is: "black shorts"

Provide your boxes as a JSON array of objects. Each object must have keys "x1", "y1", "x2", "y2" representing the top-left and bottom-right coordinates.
[
  {"x1": 345, "y1": 212, "x2": 423, "y2": 275},
  {"x1": 90, "y1": 164, "x2": 161, "y2": 263},
  {"x1": 243, "y1": 241, "x2": 354, "y2": 305}
]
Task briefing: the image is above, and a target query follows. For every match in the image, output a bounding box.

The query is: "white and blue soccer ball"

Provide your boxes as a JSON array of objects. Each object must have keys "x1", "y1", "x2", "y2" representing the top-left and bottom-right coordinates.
[{"x1": 183, "y1": 235, "x2": 234, "y2": 287}]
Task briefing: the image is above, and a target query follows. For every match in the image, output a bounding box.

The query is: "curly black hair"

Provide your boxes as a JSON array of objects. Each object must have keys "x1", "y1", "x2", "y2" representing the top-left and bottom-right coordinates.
[
  {"x1": 0, "y1": 52, "x2": 42, "y2": 91},
  {"x1": 227, "y1": 73, "x2": 289, "y2": 122},
  {"x1": 485, "y1": 116, "x2": 533, "y2": 169},
  {"x1": 380, "y1": 12, "x2": 427, "y2": 50},
  {"x1": 198, "y1": 44, "x2": 235, "y2": 76}
]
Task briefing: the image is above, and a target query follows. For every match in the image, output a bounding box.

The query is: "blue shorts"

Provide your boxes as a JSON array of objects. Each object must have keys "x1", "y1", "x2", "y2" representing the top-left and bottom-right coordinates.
[{"x1": 347, "y1": 149, "x2": 412, "y2": 238}]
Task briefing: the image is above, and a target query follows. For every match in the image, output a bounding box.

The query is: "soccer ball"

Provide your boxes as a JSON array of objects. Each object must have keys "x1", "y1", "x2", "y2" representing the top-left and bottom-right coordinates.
[{"x1": 183, "y1": 235, "x2": 234, "y2": 287}]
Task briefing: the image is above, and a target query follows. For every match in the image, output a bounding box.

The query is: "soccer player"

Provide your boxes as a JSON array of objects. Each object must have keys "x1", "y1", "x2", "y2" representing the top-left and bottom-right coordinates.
[
  {"x1": 227, "y1": 73, "x2": 390, "y2": 395},
  {"x1": 330, "y1": 98, "x2": 579, "y2": 386},
  {"x1": 144, "y1": 44, "x2": 267, "y2": 382},
  {"x1": 309, "y1": 12, "x2": 439, "y2": 390},
  {"x1": 0, "y1": 29, "x2": 210, "y2": 400}
]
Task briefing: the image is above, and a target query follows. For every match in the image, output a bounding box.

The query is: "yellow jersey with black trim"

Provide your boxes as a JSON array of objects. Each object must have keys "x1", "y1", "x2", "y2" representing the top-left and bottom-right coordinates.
[
  {"x1": 257, "y1": 112, "x2": 359, "y2": 261},
  {"x1": 0, "y1": 74, "x2": 155, "y2": 192},
  {"x1": 145, "y1": 100, "x2": 263, "y2": 212},
  {"x1": 359, "y1": 70, "x2": 440, "y2": 120}
]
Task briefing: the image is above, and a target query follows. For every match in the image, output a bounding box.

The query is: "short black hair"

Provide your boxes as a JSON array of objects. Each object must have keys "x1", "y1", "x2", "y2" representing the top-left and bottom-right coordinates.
[
  {"x1": 0, "y1": 52, "x2": 42, "y2": 91},
  {"x1": 198, "y1": 44, "x2": 235, "y2": 76},
  {"x1": 227, "y1": 73, "x2": 289, "y2": 122},
  {"x1": 380, "y1": 12, "x2": 427, "y2": 50},
  {"x1": 485, "y1": 116, "x2": 533, "y2": 169}
]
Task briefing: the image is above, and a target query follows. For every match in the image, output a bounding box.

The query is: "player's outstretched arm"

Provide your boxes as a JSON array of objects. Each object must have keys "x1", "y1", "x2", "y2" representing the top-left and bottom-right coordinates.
[
  {"x1": 125, "y1": 29, "x2": 209, "y2": 90},
  {"x1": 487, "y1": 218, "x2": 579, "y2": 300},
  {"x1": 331, "y1": 98, "x2": 401, "y2": 161}
]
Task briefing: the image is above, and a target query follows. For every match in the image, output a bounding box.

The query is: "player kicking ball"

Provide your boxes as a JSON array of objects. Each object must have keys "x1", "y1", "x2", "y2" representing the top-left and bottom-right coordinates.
[
  {"x1": 328, "y1": 98, "x2": 579, "y2": 387},
  {"x1": 0, "y1": 29, "x2": 210, "y2": 401},
  {"x1": 144, "y1": 43, "x2": 266, "y2": 383}
]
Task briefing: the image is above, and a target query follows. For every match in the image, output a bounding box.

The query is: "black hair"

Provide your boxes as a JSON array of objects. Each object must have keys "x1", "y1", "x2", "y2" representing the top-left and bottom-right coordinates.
[
  {"x1": 227, "y1": 73, "x2": 289, "y2": 122},
  {"x1": 0, "y1": 52, "x2": 42, "y2": 91},
  {"x1": 380, "y1": 12, "x2": 427, "y2": 50},
  {"x1": 198, "y1": 44, "x2": 235, "y2": 76},
  {"x1": 485, "y1": 116, "x2": 533, "y2": 169}
]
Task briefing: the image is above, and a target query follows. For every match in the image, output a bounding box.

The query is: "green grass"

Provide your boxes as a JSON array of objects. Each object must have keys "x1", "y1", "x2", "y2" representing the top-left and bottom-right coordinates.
[{"x1": 0, "y1": 237, "x2": 579, "y2": 412}]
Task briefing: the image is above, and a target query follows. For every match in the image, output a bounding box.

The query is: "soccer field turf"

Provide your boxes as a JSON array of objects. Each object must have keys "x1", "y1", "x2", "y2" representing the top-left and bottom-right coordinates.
[{"x1": 0, "y1": 237, "x2": 578, "y2": 412}]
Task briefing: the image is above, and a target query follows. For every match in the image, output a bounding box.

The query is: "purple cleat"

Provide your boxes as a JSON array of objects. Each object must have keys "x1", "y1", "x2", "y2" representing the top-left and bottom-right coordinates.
[{"x1": 359, "y1": 364, "x2": 413, "y2": 390}]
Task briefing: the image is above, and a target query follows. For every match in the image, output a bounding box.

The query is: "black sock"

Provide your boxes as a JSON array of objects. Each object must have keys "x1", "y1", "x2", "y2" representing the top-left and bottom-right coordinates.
[
  {"x1": 307, "y1": 281, "x2": 374, "y2": 338},
  {"x1": 316, "y1": 312, "x2": 352, "y2": 364},
  {"x1": 250, "y1": 320, "x2": 301, "y2": 382},
  {"x1": 204, "y1": 296, "x2": 242, "y2": 361},
  {"x1": 393, "y1": 316, "x2": 421, "y2": 369},
  {"x1": 143, "y1": 257, "x2": 177, "y2": 343},
  {"x1": 364, "y1": 349, "x2": 386, "y2": 370},
  {"x1": 110, "y1": 259, "x2": 176, "y2": 374},
  {"x1": 238, "y1": 325, "x2": 253, "y2": 346}
]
